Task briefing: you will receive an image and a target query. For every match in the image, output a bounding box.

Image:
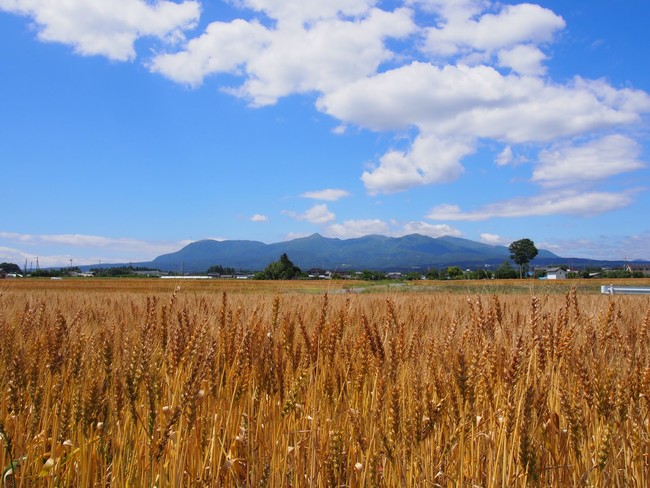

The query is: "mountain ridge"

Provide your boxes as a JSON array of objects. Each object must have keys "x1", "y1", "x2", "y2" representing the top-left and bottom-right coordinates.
[{"x1": 148, "y1": 233, "x2": 570, "y2": 272}]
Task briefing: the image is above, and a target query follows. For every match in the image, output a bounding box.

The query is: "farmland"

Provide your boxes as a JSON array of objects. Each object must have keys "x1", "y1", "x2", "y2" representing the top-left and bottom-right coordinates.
[{"x1": 1, "y1": 279, "x2": 649, "y2": 486}]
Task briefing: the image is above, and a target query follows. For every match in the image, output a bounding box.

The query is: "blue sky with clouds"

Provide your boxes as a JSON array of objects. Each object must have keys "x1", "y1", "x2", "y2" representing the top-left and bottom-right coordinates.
[{"x1": 1, "y1": 0, "x2": 649, "y2": 268}]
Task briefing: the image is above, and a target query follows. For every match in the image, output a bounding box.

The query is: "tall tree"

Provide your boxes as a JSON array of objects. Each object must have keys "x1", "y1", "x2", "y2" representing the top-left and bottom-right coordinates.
[
  {"x1": 509, "y1": 238, "x2": 538, "y2": 279},
  {"x1": 258, "y1": 253, "x2": 301, "y2": 280}
]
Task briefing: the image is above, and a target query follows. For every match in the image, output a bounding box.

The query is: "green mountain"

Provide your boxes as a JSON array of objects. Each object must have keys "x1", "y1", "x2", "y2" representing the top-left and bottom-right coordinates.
[{"x1": 150, "y1": 233, "x2": 562, "y2": 273}]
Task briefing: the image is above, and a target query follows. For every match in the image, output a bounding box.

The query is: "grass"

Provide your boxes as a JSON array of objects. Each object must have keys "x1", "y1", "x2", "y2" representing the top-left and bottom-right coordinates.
[{"x1": 0, "y1": 278, "x2": 649, "y2": 486}]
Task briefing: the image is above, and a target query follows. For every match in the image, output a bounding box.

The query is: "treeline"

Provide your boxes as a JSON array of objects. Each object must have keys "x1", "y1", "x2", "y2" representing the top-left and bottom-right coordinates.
[{"x1": 206, "y1": 265, "x2": 236, "y2": 275}]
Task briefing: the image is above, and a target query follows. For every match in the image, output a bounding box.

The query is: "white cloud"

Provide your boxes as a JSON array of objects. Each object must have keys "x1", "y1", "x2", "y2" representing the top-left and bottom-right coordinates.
[
  {"x1": 533, "y1": 135, "x2": 644, "y2": 186},
  {"x1": 150, "y1": 19, "x2": 272, "y2": 86},
  {"x1": 325, "y1": 219, "x2": 390, "y2": 238},
  {"x1": 495, "y1": 146, "x2": 513, "y2": 166},
  {"x1": 0, "y1": 231, "x2": 189, "y2": 264},
  {"x1": 420, "y1": 2, "x2": 565, "y2": 58},
  {"x1": 4, "y1": 0, "x2": 649, "y2": 203},
  {"x1": 426, "y1": 190, "x2": 634, "y2": 221},
  {"x1": 284, "y1": 204, "x2": 336, "y2": 224},
  {"x1": 301, "y1": 189, "x2": 350, "y2": 201},
  {"x1": 0, "y1": 245, "x2": 32, "y2": 262},
  {"x1": 479, "y1": 233, "x2": 507, "y2": 245},
  {"x1": 399, "y1": 221, "x2": 462, "y2": 237},
  {"x1": 542, "y1": 232, "x2": 650, "y2": 261},
  {"x1": 318, "y1": 63, "x2": 648, "y2": 142},
  {"x1": 318, "y1": 59, "x2": 649, "y2": 193},
  {"x1": 152, "y1": 7, "x2": 415, "y2": 105},
  {"x1": 361, "y1": 133, "x2": 473, "y2": 194},
  {"x1": 323, "y1": 219, "x2": 461, "y2": 239},
  {"x1": 251, "y1": 214, "x2": 269, "y2": 222},
  {"x1": 497, "y1": 44, "x2": 547, "y2": 76},
  {"x1": 0, "y1": 0, "x2": 200, "y2": 61},
  {"x1": 237, "y1": 0, "x2": 378, "y2": 25}
]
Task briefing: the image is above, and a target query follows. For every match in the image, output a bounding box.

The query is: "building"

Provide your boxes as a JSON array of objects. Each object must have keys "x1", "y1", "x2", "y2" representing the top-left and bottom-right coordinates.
[
  {"x1": 546, "y1": 267, "x2": 568, "y2": 280},
  {"x1": 0, "y1": 269, "x2": 6, "y2": 279},
  {"x1": 625, "y1": 264, "x2": 650, "y2": 277}
]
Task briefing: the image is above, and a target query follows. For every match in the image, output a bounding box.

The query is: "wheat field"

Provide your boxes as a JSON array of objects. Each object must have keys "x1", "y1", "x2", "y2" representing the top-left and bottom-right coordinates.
[{"x1": 0, "y1": 279, "x2": 649, "y2": 486}]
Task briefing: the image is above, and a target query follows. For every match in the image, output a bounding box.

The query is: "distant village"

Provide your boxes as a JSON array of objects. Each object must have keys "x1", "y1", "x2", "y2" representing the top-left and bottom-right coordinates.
[{"x1": 2, "y1": 261, "x2": 650, "y2": 281}]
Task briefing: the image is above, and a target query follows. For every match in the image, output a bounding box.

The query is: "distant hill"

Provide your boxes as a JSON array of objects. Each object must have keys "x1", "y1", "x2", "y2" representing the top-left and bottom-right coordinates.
[{"x1": 148, "y1": 233, "x2": 570, "y2": 273}]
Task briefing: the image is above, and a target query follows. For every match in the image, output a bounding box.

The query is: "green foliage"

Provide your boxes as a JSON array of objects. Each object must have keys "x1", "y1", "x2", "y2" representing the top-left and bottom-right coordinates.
[
  {"x1": 426, "y1": 269, "x2": 441, "y2": 280},
  {"x1": 0, "y1": 262, "x2": 21, "y2": 274},
  {"x1": 509, "y1": 238, "x2": 538, "y2": 278},
  {"x1": 360, "y1": 270, "x2": 387, "y2": 281},
  {"x1": 29, "y1": 269, "x2": 62, "y2": 278},
  {"x1": 446, "y1": 266, "x2": 464, "y2": 280},
  {"x1": 404, "y1": 271, "x2": 421, "y2": 281},
  {"x1": 495, "y1": 260, "x2": 518, "y2": 279},
  {"x1": 89, "y1": 266, "x2": 160, "y2": 277},
  {"x1": 256, "y1": 253, "x2": 302, "y2": 280},
  {"x1": 206, "y1": 265, "x2": 236, "y2": 275},
  {"x1": 473, "y1": 268, "x2": 493, "y2": 280}
]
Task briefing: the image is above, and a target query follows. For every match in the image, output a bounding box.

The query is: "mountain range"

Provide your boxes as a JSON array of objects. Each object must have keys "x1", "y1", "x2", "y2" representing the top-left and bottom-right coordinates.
[{"x1": 145, "y1": 233, "x2": 595, "y2": 273}]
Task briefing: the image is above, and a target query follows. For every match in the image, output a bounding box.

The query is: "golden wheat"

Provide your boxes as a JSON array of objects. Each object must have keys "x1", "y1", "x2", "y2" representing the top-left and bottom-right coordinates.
[{"x1": 0, "y1": 279, "x2": 648, "y2": 486}]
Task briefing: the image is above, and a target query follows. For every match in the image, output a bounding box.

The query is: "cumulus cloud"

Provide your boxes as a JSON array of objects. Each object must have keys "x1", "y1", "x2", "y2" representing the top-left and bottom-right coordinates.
[
  {"x1": 361, "y1": 134, "x2": 473, "y2": 194},
  {"x1": 152, "y1": 6, "x2": 415, "y2": 105},
  {"x1": 420, "y1": 2, "x2": 565, "y2": 58},
  {"x1": 479, "y1": 233, "x2": 507, "y2": 245},
  {"x1": 533, "y1": 135, "x2": 644, "y2": 186},
  {"x1": 319, "y1": 59, "x2": 649, "y2": 193},
  {"x1": 150, "y1": 19, "x2": 271, "y2": 86},
  {"x1": 237, "y1": 0, "x2": 378, "y2": 25},
  {"x1": 318, "y1": 63, "x2": 648, "y2": 142},
  {"x1": 301, "y1": 189, "x2": 350, "y2": 201},
  {"x1": 325, "y1": 219, "x2": 390, "y2": 238},
  {"x1": 426, "y1": 190, "x2": 634, "y2": 221},
  {"x1": 4, "y1": 0, "x2": 649, "y2": 207},
  {"x1": 251, "y1": 214, "x2": 269, "y2": 222},
  {"x1": 323, "y1": 219, "x2": 461, "y2": 239},
  {"x1": 0, "y1": 0, "x2": 200, "y2": 61},
  {"x1": 399, "y1": 221, "x2": 462, "y2": 237},
  {"x1": 284, "y1": 204, "x2": 336, "y2": 224},
  {"x1": 497, "y1": 44, "x2": 547, "y2": 76}
]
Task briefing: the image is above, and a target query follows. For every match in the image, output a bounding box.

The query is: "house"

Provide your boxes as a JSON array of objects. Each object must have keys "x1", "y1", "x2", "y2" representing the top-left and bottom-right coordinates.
[
  {"x1": 625, "y1": 264, "x2": 650, "y2": 277},
  {"x1": 546, "y1": 267, "x2": 568, "y2": 280},
  {"x1": 0, "y1": 269, "x2": 6, "y2": 279}
]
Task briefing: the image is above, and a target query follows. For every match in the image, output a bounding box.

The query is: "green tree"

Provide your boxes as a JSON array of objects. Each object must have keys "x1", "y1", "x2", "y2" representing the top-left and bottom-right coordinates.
[
  {"x1": 495, "y1": 260, "x2": 518, "y2": 279},
  {"x1": 404, "y1": 271, "x2": 421, "y2": 281},
  {"x1": 509, "y1": 238, "x2": 539, "y2": 279},
  {"x1": 207, "y1": 265, "x2": 235, "y2": 275},
  {"x1": 360, "y1": 270, "x2": 387, "y2": 281},
  {"x1": 0, "y1": 262, "x2": 21, "y2": 274},
  {"x1": 258, "y1": 253, "x2": 301, "y2": 280},
  {"x1": 426, "y1": 268, "x2": 441, "y2": 280},
  {"x1": 446, "y1": 266, "x2": 464, "y2": 280}
]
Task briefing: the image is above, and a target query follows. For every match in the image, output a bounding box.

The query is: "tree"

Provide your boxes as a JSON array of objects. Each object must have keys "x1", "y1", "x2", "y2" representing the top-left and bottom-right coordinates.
[
  {"x1": 495, "y1": 260, "x2": 518, "y2": 279},
  {"x1": 360, "y1": 270, "x2": 387, "y2": 281},
  {"x1": 257, "y1": 253, "x2": 301, "y2": 280},
  {"x1": 426, "y1": 269, "x2": 441, "y2": 280},
  {"x1": 207, "y1": 264, "x2": 235, "y2": 275},
  {"x1": 404, "y1": 271, "x2": 421, "y2": 281},
  {"x1": 446, "y1": 266, "x2": 464, "y2": 280},
  {"x1": 0, "y1": 262, "x2": 21, "y2": 274},
  {"x1": 509, "y1": 238, "x2": 538, "y2": 279}
]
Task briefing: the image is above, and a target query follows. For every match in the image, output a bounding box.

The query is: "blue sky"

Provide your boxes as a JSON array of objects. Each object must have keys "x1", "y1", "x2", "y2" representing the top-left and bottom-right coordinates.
[{"x1": 1, "y1": 0, "x2": 649, "y2": 268}]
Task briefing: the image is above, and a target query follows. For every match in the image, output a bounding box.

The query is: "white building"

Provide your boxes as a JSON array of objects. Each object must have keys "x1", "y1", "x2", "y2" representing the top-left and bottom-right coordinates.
[{"x1": 546, "y1": 267, "x2": 568, "y2": 280}]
